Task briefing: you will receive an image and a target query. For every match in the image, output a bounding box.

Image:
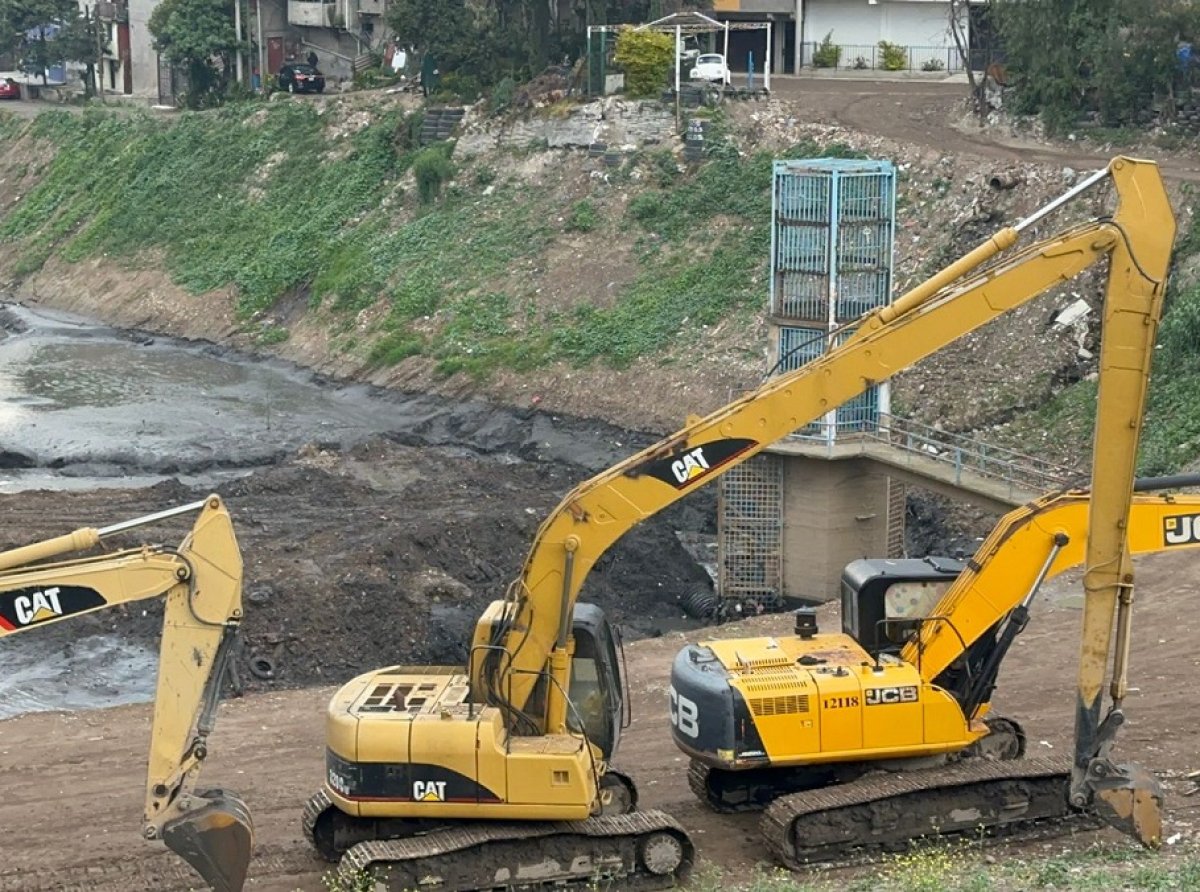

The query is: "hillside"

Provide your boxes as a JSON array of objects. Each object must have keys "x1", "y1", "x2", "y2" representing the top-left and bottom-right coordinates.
[{"x1": 1, "y1": 90, "x2": 1199, "y2": 472}]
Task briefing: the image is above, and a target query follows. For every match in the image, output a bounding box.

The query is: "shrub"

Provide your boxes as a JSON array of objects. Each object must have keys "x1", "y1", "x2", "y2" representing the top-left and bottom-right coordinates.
[
  {"x1": 566, "y1": 199, "x2": 599, "y2": 233},
  {"x1": 490, "y1": 76, "x2": 516, "y2": 114},
  {"x1": 879, "y1": 41, "x2": 908, "y2": 71},
  {"x1": 413, "y1": 145, "x2": 454, "y2": 204},
  {"x1": 614, "y1": 26, "x2": 675, "y2": 97},
  {"x1": 813, "y1": 32, "x2": 841, "y2": 68},
  {"x1": 921, "y1": 57, "x2": 945, "y2": 72},
  {"x1": 853, "y1": 56, "x2": 868, "y2": 70},
  {"x1": 437, "y1": 72, "x2": 481, "y2": 103}
]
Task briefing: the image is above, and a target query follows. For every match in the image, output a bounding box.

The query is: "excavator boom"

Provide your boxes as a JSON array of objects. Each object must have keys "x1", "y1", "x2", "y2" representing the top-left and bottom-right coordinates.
[
  {"x1": 0, "y1": 496, "x2": 252, "y2": 891},
  {"x1": 484, "y1": 157, "x2": 1174, "y2": 743},
  {"x1": 668, "y1": 156, "x2": 1176, "y2": 863}
]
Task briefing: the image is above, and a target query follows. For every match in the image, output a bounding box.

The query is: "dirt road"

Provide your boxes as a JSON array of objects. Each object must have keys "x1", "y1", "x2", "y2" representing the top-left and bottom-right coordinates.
[
  {"x1": 770, "y1": 77, "x2": 1200, "y2": 183},
  {"x1": 2, "y1": 546, "x2": 1198, "y2": 890}
]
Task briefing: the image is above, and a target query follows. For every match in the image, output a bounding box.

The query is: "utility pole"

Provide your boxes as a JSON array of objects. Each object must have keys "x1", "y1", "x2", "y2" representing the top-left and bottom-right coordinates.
[
  {"x1": 255, "y1": 0, "x2": 266, "y2": 91},
  {"x1": 94, "y1": 4, "x2": 106, "y2": 103},
  {"x1": 234, "y1": 0, "x2": 244, "y2": 84}
]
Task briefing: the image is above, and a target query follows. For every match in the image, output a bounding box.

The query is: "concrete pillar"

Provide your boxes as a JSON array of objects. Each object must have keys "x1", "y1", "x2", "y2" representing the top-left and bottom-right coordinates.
[
  {"x1": 794, "y1": 0, "x2": 803, "y2": 71},
  {"x1": 780, "y1": 455, "x2": 894, "y2": 602}
]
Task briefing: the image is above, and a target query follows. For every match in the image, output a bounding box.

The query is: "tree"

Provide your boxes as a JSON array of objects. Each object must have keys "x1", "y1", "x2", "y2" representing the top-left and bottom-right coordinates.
[
  {"x1": 0, "y1": 0, "x2": 88, "y2": 85},
  {"x1": 149, "y1": 0, "x2": 241, "y2": 108},
  {"x1": 386, "y1": 0, "x2": 475, "y2": 73},
  {"x1": 994, "y1": 0, "x2": 1200, "y2": 132}
]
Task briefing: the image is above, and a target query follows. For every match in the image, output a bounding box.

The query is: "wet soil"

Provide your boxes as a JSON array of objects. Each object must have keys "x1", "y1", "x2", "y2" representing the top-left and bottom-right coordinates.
[{"x1": 3, "y1": 435, "x2": 713, "y2": 697}]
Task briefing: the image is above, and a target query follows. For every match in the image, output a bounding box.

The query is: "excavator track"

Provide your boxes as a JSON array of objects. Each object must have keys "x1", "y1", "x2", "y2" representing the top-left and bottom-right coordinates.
[
  {"x1": 761, "y1": 757, "x2": 1096, "y2": 868},
  {"x1": 337, "y1": 810, "x2": 694, "y2": 891},
  {"x1": 690, "y1": 716, "x2": 1029, "y2": 815},
  {"x1": 688, "y1": 759, "x2": 845, "y2": 814},
  {"x1": 305, "y1": 790, "x2": 693, "y2": 891}
]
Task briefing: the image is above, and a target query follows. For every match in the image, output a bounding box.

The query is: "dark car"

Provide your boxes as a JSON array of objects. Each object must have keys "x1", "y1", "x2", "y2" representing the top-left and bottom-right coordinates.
[
  {"x1": 0, "y1": 78, "x2": 20, "y2": 100},
  {"x1": 278, "y1": 63, "x2": 325, "y2": 94}
]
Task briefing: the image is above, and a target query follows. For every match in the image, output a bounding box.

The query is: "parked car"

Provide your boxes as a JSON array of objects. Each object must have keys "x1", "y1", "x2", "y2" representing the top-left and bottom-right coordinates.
[
  {"x1": 0, "y1": 78, "x2": 20, "y2": 100},
  {"x1": 689, "y1": 53, "x2": 730, "y2": 85},
  {"x1": 278, "y1": 63, "x2": 325, "y2": 94}
]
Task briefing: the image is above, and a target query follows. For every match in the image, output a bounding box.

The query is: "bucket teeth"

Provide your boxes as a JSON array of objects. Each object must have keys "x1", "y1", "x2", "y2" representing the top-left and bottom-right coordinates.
[{"x1": 161, "y1": 788, "x2": 254, "y2": 892}]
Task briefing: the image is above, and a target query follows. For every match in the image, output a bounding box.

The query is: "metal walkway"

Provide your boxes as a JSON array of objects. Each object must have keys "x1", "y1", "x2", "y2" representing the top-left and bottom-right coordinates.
[{"x1": 769, "y1": 413, "x2": 1078, "y2": 512}]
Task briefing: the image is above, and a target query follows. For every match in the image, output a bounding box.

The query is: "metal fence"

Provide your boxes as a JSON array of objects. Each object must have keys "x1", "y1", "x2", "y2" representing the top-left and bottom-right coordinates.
[
  {"x1": 802, "y1": 42, "x2": 965, "y2": 74},
  {"x1": 790, "y1": 412, "x2": 1076, "y2": 496}
]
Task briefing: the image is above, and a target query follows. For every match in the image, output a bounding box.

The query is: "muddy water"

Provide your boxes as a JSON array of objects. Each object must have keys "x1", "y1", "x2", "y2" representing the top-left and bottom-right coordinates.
[{"x1": 0, "y1": 303, "x2": 704, "y2": 718}]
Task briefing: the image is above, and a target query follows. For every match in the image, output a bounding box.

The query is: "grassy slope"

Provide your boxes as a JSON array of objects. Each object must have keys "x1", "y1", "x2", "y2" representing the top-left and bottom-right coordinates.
[{"x1": 2, "y1": 100, "x2": 1200, "y2": 473}]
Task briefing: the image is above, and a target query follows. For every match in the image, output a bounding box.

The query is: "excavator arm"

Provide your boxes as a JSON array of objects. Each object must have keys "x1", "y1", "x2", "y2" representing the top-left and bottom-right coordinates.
[
  {"x1": 480, "y1": 158, "x2": 1176, "y2": 755},
  {"x1": 904, "y1": 486, "x2": 1200, "y2": 685},
  {"x1": 0, "y1": 495, "x2": 252, "y2": 892}
]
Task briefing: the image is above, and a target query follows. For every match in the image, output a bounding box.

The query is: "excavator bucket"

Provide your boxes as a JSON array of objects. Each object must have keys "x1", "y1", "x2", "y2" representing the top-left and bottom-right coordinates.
[
  {"x1": 1092, "y1": 763, "x2": 1164, "y2": 849},
  {"x1": 161, "y1": 789, "x2": 254, "y2": 892}
]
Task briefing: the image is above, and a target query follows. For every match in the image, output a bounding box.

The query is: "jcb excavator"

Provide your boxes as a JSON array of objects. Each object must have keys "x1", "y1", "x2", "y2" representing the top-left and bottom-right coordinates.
[
  {"x1": 305, "y1": 156, "x2": 1173, "y2": 889},
  {"x1": 667, "y1": 155, "x2": 1178, "y2": 863},
  {"x1": 674, "y1": 480, "x2": 1200, "y2": 864},
  {"x1": 0, "y1": 496, "x2": 252, "y2": 891}
]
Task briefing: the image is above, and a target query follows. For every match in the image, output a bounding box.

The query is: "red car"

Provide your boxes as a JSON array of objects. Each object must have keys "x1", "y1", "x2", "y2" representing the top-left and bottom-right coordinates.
[{"x1": 0, "y1": 78, "x2": 20, "y2": 100}]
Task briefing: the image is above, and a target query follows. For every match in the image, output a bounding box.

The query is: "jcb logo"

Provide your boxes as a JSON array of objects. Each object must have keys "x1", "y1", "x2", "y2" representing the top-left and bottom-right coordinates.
[
  {"x1": 668, "y1": 686, "x2": 700, "y2": 739},
  {"x1": 14, "y1": 587, "x2": 63, "y2": 626},
  {"x1": 1164, "y1": 514, "x2": 1200, "y2": 547},
  {"x1": 413, "y1": 780, "x2": 447, "y2": 802},
  {"x1": 671, "y1": 448, "x2": 711, "y2": 485},
  {"x1": 865, "y1": 685, "x2": 919, "y2": 706}
]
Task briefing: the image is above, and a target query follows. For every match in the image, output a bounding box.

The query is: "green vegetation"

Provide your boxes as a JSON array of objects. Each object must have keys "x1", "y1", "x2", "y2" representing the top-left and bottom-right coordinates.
[
  {"x1": 614, "y1": 26, "x2": 675, "y2": 98},
  {"x1": 412, "y1": 143, "x2": 455, "y2": 204},
  {"x1": 148, "y1": 0, "x2": 243, "y2": 108},
  {"x1": 812, "y1": 31, "x2": 841, "y2": 69},
  {"x1": 688, "y1": 843, "x2": 1200, "y2": 892},
  {"x1": 878, "y1": 40, "x2": 908, "y2": 72},
  {"x1": 566, "y1": 199, "x2": 600, "y2": 233},
  {"x1": 996, "y1": 0, "x2": 1200, "y2": 133}
]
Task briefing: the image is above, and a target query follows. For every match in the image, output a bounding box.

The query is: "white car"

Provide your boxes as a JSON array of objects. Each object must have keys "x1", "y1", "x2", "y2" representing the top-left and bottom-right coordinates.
[{"x1": 689, "y1": 53, "x2": 730, "y2": 85}]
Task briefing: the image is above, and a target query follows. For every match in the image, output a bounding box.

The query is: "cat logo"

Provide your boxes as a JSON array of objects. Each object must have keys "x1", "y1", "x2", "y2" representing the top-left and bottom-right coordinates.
[
  {"x1": 413, "y1": 780, "x2": 447, "y2": 802},
  {"x1": 1163, "y1": 513, "x2": 1200, "y2": 547},
  {"x1": 671, "y1": 448, "x2": 711, "y2": 484},
  {"x1": 14, "y1": 587, "x2": 63, "y2": 626}
]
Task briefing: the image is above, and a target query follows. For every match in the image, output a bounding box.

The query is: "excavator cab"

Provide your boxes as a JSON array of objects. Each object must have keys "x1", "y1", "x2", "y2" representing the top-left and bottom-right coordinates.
[
  {"x1": 564, "y1": 603, "x2": 628, "y2": 760},
  {"x1": 840, "y1": 557, "x2": 963, "y2": 656}
]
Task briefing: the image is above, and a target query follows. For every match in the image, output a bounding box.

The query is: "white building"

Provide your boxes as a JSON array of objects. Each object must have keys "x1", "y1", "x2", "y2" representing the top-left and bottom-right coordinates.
[{"x1": 710, "y1": 0, "x2": 975, "y2": 74}]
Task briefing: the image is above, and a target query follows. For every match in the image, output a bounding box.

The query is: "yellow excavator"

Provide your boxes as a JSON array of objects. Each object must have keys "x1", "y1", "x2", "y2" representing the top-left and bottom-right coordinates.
[
  {"x1": 0, "y1": 496, "x2": 253, "y2": 891},
  {"x1": 667, "y1": 156, "x2": 1179, "y2": 862},
  {"x1": 674, "y1": 480, "x2": 1200, "y2": 863},
  {"x1": 305, "y1": 156, "x2": 1173, "y2": 889}
]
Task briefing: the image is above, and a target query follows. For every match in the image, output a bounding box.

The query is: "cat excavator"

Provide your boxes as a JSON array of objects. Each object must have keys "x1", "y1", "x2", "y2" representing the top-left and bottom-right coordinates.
[
  {"x1": 304, "y1": 155, "x2": 1173, "y2": 889},
  {"x1": 0, "y1": 495, "x2": 252, "y2": 891}
]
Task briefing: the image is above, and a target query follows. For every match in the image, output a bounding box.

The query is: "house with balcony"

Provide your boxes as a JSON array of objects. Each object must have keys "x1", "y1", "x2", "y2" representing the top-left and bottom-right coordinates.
[
  {"x1": 710, "y1": 0, "x2": 981, "y2": 75},
  {"x1": 274, "y1": 0, "x2": 387, "y2": 82},
  {"x1": 102, "y1": 0, "x2": 387, "y2": 104}
]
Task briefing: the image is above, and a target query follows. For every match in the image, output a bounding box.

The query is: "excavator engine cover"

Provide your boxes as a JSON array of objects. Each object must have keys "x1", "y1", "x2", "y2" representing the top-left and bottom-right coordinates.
[{"x1": 161, "y1": 788, "x2": 254, "y2": 892}]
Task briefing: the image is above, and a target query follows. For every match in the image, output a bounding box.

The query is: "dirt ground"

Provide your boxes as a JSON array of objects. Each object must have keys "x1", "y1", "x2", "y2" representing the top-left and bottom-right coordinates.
[
  {"x1": 4, "y1": 76, "x2": 1200, "y2": 892},
  {"x1": 2, "y1": 546, "x2": 1199, "y2": 891}
]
